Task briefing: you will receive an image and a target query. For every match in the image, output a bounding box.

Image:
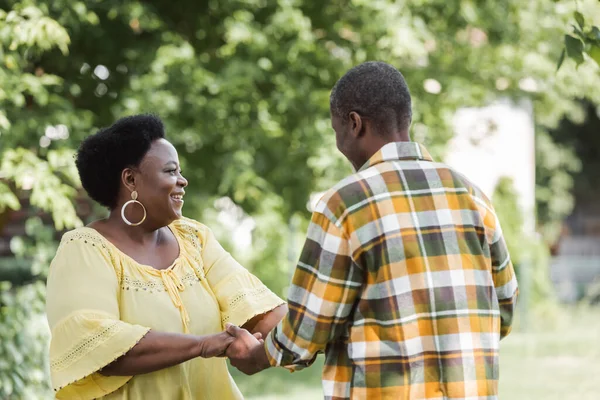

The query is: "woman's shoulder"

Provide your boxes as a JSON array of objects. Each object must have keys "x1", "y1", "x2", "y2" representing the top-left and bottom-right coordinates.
[
  {"x1": 60, "y1": 226, "x2": 105, "y2": 244},
  {"x1": 49, "y1": 227, "x2": 119, "y2": 281},
  {"x1": 171, "y1": 217, "x2": 210, "y2": 237},
  {"x1": 56, "y1": 227, "x2": 115, "y2": 257},
  {"x1": 171, "y1": 217, "x2": 220, "y2": 255}
]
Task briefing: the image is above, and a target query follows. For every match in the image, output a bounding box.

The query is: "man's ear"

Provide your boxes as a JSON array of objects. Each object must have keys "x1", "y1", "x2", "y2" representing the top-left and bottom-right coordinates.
[{"x1": 348, "y1": 111, "x2": 364, "y2": 138}]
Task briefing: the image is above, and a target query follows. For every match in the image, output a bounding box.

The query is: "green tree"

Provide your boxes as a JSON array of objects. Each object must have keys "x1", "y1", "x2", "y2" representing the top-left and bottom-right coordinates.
[{"x1": 0, "y1": 4, "x2": 84, "y2": 396}]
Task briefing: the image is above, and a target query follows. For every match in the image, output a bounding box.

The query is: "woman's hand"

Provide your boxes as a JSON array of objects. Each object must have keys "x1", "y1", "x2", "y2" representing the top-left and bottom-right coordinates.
[
  {"x1": 198, "y1": 331, "x2": 235, "y2": 358},
  {"x1": 198, "y1": 330, "x2": 263, "y2": 358}
]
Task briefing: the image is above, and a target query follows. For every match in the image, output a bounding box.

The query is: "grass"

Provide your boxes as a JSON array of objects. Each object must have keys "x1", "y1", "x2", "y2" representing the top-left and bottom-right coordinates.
[
  {"x1": 498, "y1": 305, "x2": 600, "y2": 400},
  {"x1": 229, "y1": 305, "x2": 600, "y2": 399}
]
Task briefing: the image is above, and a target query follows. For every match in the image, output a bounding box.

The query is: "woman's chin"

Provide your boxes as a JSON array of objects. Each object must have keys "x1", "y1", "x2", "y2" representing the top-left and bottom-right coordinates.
[{"x1": 154, "y1": 209, "x2": 183, "y2": 226}]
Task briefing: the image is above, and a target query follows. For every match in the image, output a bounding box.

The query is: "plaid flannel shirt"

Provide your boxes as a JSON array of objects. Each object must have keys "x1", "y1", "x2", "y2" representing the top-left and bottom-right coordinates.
[{"x1": 265, "y1": 142, "x2": 518, "y2": 400}]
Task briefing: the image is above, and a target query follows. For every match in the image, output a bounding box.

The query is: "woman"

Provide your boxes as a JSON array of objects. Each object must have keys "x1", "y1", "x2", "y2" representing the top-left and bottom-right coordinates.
[{"x1": 45, "y1": 114, "x2": 286, "y2": 399}]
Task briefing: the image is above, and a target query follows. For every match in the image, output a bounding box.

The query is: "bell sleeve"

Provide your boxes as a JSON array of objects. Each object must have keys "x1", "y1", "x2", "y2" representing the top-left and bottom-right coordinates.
[{"x1": 45, "y1": 233, "x2": 150, "y2": 399}]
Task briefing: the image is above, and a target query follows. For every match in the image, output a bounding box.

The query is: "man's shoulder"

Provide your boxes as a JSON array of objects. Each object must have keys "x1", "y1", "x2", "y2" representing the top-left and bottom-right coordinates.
[
  {"x1": 315, "y1": 162, "x2": 494, "y2": 221},
  {"x1": 314, "y1": 168, "x2": 377, "y2": 222},
  {"x1": 447, "y1": 167, "x2": 493, "y2": 206}
]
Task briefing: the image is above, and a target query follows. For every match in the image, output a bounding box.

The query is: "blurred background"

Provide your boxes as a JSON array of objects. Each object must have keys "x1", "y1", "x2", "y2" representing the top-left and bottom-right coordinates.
[{"x1": 1, "y1": 0, "x2": 600, "y2": 399}]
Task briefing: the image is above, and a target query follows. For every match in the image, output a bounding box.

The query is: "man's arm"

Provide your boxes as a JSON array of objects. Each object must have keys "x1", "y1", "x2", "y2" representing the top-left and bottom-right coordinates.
[
  {"x1": 265, "y1": 211, "x2": 363, "y2": 370},
  {"x1": 477, "y1": 196, "x2": 519, "y2": 338},
  {"x1": 490, "y1": 231, "x2": 519, "y2": 338},
  {"x1": 227, "y1": 210, "x2": 363, "y2": 374}
]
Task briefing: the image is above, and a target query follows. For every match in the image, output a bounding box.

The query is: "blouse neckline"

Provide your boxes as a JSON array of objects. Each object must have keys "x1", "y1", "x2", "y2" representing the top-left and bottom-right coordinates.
[{"x1": 79, "y1": 222, "x2": 184, "y2": 273}]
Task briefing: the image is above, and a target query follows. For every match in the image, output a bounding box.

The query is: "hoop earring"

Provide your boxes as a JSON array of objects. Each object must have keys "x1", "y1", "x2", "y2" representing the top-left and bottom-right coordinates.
[{"x1": 121, "y1": 190, "x2": 147, "y2": 226}]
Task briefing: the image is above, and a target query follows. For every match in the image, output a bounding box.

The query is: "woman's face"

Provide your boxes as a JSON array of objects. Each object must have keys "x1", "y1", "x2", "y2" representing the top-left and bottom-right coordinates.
[{"x1": 131, "y1": 139, "x2": 188, "y2": 225}]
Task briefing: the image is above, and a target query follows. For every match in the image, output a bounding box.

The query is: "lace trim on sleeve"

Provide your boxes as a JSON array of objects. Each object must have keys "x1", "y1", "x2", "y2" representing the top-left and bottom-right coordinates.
[
  {"x1": 52, "y1": 328, "x2": 149, "y2": 393},
  {"x1": 221, "y1": 285, "x2": 276, "y2": 325},
  {"x1": 50, "y1": 319, "x2": 123, "y2": 373}
]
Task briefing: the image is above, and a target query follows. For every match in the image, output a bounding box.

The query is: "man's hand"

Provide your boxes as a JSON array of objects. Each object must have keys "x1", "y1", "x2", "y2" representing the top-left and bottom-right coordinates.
[{"x1": 225, "y1": 323, "x2": 271, "y2": 375}]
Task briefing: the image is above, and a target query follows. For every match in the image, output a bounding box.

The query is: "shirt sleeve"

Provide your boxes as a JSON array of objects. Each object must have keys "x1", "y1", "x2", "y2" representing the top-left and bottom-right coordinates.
[
  {"x1": 46, "y1": 232, "x2": 150, "y2": 400},
  {"x1": 478, "y1": 199, "x2": 519, "y2": 339},
  {"x1": 199, "y1": 224, "x2": 285, "y2": 328},
  {"x1": 265, "y1": 211, "x2": 364, "y2": 371}
]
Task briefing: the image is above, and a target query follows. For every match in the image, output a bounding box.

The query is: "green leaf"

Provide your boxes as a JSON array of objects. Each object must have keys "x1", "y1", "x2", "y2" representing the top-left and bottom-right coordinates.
[
  {"x1": 589, "y1": 44, "x2": 600, "y2": 66},
  {"x1": 0, "y1": 182, "x2": 20, "y2": 212},
  {"x1": 589, "y1": 26, "x2": 600, "y2": 42},
  {"x1": 0, "y1": 112, "x2": 10, "y2": 131},
  {"x1": 571, "y1": 24, "x2": 585, "y2": 40},
  {"x1": 557, "y1": 48, "x2": 566, "y2": 71},
  {"x1": 565, "y1": 34, "x2": 585, "y2": 65},
  {"x1": 574, "y1": 11, "x2": 585, "y2": 30}
]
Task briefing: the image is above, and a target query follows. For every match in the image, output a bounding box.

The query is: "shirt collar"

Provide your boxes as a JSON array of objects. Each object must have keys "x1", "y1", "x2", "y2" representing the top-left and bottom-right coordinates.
[{"x1": 358, "y1": 141, "x2": 433, "y2": 172}]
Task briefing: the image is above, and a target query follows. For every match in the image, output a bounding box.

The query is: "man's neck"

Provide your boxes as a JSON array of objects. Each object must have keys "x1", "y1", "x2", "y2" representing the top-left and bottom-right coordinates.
[{"x1": 357, "y1": 131, "x2": 410, "y2": 169}]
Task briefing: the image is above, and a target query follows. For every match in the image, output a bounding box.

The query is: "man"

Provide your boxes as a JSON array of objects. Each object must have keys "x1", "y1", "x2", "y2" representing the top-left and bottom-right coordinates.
[{"x1": 226, "y1": 61, "x2": 518, "y2": 399}]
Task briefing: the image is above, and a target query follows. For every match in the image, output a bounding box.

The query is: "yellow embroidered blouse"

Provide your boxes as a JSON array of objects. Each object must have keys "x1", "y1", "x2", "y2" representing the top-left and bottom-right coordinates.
[{"x1": 45, "y1": 217, "x2": 284, "y2": 400}]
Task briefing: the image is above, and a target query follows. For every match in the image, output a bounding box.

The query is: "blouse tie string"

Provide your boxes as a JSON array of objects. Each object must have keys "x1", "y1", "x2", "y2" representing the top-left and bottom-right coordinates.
[{"x1": 159, "y1": 268, "x2": 190, "y2": 333}]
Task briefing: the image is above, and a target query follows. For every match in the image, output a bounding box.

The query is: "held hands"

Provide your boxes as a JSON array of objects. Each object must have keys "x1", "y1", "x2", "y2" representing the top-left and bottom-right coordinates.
[
  {"x1": 200, "y1": 328, "x2": 262, "y2": 358},
  {"x1": 224, "y1": 323, "x2": 269, "y2": 375},
  {"x1": 201, "y1": 324, "x2": 269, "y2": 375}
]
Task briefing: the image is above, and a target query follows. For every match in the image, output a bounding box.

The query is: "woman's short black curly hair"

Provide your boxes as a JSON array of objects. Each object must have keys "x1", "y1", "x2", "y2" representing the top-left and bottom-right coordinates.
[{"x1": 76, "y1": 114, "x2": 165, "y2": 209}]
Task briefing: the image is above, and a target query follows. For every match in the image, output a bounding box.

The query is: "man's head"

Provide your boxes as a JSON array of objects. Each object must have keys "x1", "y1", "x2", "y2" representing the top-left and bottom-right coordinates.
[{"x1": 330, "y1": 61, "x2": 412, "y2": 169}]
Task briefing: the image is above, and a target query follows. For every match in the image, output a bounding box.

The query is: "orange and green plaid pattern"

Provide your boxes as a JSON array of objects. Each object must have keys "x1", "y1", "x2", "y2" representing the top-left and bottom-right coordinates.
[{"x1": 265, "y1": 142, "x2": 518, "y2": 400}]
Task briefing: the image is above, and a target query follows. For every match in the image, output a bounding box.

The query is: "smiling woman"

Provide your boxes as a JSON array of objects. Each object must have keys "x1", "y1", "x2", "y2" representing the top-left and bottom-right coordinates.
[
  {"x1": 116, "y1": 138, "x2": 188, "y2": 230},
  {"x1": 45, "y1": 114, "x2": 287, "y2": 400}
]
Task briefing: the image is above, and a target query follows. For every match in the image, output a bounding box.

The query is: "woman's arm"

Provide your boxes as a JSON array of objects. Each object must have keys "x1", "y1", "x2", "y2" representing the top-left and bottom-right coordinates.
[
  {"x1": 100, "y1": 330, "x2": 234, "y2": 376},
  {"x1": 242, "y1": 304, "x2": 288, "y2": 339},
  {"x1": 198, "y1": 224, "x2": 288, "y2": 339}
]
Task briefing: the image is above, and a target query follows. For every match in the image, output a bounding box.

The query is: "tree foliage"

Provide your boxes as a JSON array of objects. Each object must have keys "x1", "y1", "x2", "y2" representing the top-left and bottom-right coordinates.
[
  {"x1": 557, "y1": 0, "x2": 600, "y2": 70},
  {"x1": 1, "y1": 0, "x2": 599, "y2": 397}
]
